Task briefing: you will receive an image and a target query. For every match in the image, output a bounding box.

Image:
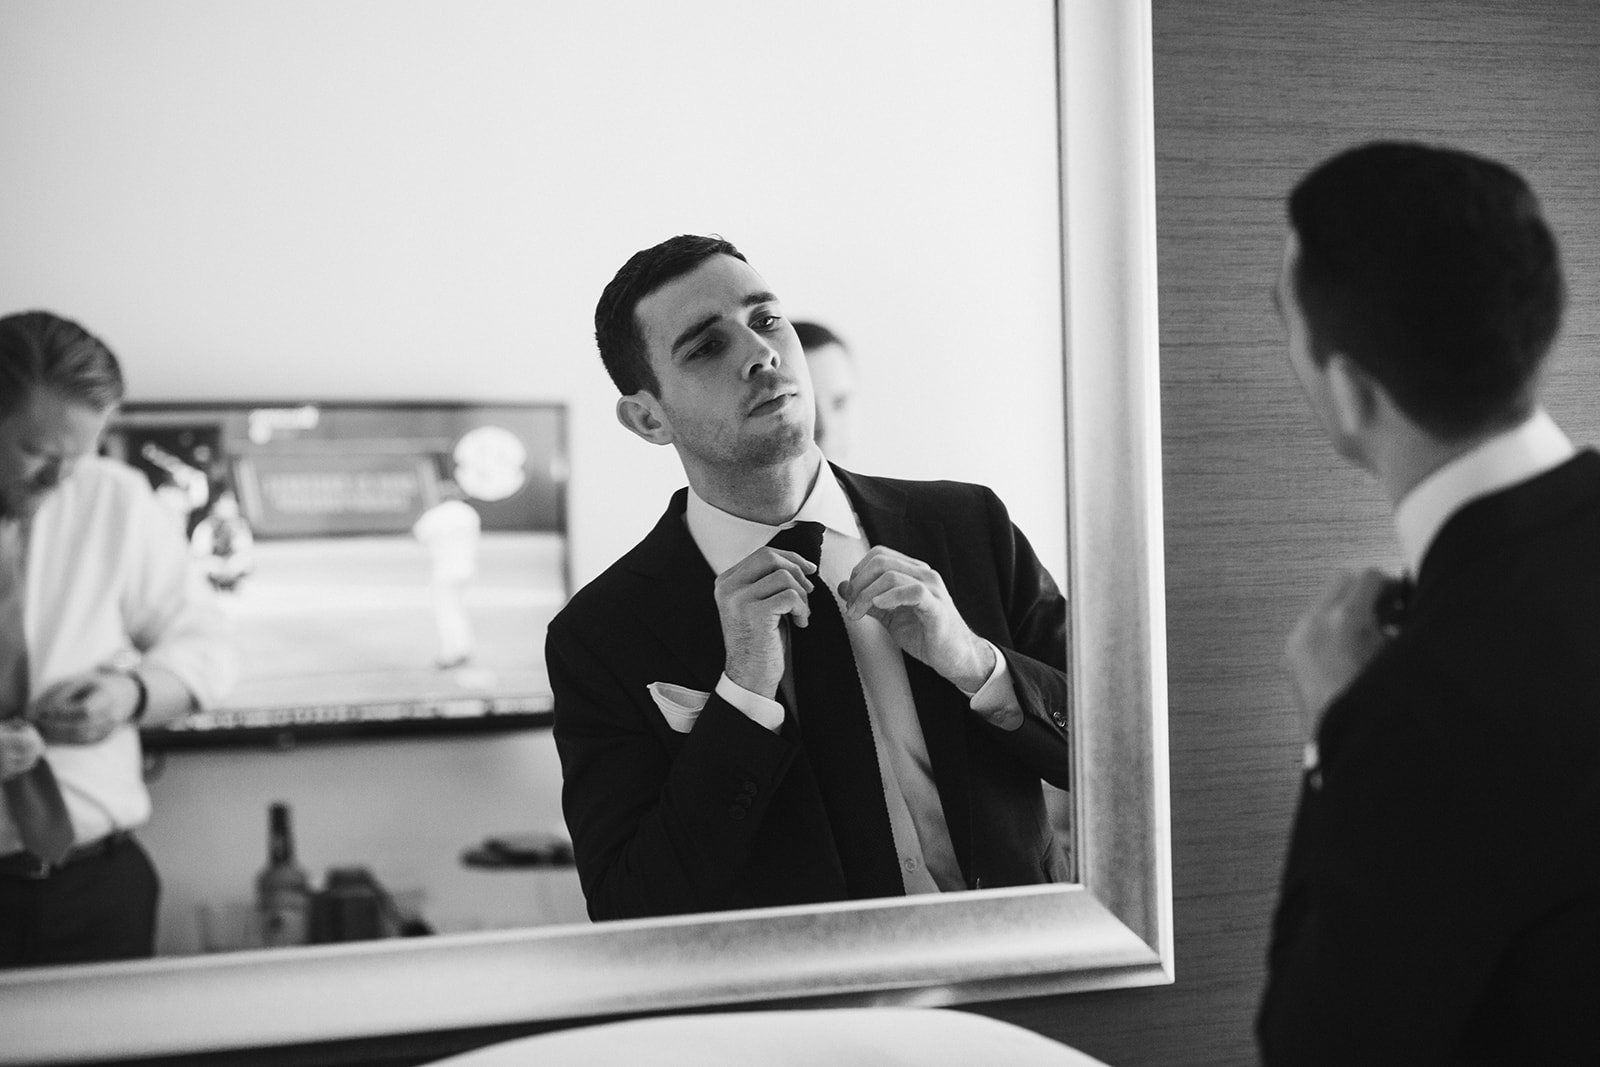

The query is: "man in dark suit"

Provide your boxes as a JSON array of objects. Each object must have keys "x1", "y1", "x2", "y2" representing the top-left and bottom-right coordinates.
[
  {"x1": 1258, "y1": 142, "x2": 1599, "y2": 1063},
  {"x1": 548, "y1": 235, "x2": 1072, "y2": 921}
]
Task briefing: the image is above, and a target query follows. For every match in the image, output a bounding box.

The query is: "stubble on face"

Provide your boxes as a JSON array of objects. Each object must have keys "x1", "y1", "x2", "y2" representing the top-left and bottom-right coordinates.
[{"x1": 637, "y1": 256, "x2": 816, "y2": 475}]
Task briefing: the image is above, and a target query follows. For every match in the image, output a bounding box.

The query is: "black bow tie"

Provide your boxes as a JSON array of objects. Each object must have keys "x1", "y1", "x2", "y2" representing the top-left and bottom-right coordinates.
[{"x1": 1374, "y1": 575, "x2": 1414, "y2": 632}]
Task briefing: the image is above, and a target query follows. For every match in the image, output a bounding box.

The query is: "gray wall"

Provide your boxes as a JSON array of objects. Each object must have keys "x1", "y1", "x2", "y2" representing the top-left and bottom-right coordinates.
[{"x1": 974, "y1": 2, "x2": 1600, "y2": 1064}]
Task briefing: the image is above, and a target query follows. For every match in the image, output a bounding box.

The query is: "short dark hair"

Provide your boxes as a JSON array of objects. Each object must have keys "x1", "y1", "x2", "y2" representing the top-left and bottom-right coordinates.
[
  {"x1": 0, "y1": 310, "x2": 125, "y2": 420},
  {"x1": 1288, "y1": 141, "x2": 1564, "y2": 440},
  {"x1": 793, "y1": 321, "x2": 848, "y2": 355},
  {"x1": 594, "y1": 234, "x2": 746, "y2": 396}
]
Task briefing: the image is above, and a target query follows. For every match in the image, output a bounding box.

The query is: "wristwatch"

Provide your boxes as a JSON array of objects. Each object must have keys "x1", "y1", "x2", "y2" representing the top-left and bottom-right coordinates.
[{"x1": 126, "y1": 669, "x2": 150, "y2": 724}]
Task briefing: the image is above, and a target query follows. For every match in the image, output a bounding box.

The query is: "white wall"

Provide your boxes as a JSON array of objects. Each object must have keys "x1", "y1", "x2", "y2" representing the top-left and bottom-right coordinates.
[{"x1": 0, "y1": 0, "x2": 1066, "y2": 953}]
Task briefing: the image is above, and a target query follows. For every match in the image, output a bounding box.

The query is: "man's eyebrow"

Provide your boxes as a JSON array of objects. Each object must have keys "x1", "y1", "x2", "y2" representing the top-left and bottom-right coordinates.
[{"x1": 669, "y1": 291, "x2": 780, "y2": 355}]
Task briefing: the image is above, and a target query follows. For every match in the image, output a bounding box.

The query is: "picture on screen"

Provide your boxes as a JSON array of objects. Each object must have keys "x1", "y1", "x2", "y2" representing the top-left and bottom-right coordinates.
[{"x1": 102, "y1": 402, "x2": 568, "y2": 744}]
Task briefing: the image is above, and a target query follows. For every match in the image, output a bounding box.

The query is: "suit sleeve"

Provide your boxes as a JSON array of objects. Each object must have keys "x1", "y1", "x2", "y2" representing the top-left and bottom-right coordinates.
[
  {"x1": 547, "y1": 613, "x2": 798, "y2": 921},
  {"x1": 1256, "y1": 646, "x2": 1600, "y2": 1064},
  {"x1": 971, "y1": 486, "x2": 1073, "y2": 790}
]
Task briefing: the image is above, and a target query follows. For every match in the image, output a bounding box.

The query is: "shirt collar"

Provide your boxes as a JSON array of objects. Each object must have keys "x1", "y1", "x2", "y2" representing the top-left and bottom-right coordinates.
[
  {"x1": 1394, "y1": 408, "x2": 1575, "y2": 574},
  {"x1": 685, "y1": 460, "x2": 864, "y2": 575}
]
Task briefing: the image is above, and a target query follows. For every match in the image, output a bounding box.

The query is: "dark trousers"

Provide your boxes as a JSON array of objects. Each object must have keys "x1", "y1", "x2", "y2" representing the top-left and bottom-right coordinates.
[{"x1": 0, "y1": 834, "x2": 160, "y2": 968}]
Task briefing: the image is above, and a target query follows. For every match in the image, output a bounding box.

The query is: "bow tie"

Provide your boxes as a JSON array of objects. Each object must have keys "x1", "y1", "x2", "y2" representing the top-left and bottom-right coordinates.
[{"x1": 1374, "y1": 575, "x2": 1414, "y2": 633}]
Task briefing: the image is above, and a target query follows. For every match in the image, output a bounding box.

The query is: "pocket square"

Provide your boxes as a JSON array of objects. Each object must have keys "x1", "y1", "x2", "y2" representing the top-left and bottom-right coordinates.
[{"x1": 647, "y1": 681, "x2": 711, "y2": 733}]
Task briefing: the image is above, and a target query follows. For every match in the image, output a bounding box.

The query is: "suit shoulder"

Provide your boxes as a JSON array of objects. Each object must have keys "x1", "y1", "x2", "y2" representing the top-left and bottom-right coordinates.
[
  {"x1": 843, "y1": 470, "x2": 1004, "y2": 515},
  {"x1": 550, "y1": 544, "x2": 653, "y2": 637}
]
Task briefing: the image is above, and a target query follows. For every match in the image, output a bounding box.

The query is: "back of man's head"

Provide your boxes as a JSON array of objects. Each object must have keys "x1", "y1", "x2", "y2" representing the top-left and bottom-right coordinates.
[
  {"x1": 1288, "y1": 141, "x2": 1564, "y2": 441},
  {"x1": 793, "y1": 321, "x2": 846, "y2": 355},
  {"x1": 594, "y1": 234, "x2": 747, "y2": 398},
  {"x1": 0, "y1": 310, "x2": 125, "y2": 420}
]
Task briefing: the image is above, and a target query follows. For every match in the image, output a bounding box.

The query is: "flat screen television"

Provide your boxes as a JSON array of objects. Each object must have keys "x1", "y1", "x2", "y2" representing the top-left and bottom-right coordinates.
[{"x1": 101, "y1": 401, "x2": 568, "y2": 749}]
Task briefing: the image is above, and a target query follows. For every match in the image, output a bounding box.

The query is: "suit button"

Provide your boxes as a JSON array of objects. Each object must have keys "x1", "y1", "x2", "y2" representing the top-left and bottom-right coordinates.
[
  {"x1": 733, "y1": 793, "x2": 753, "y2": 809},
  {"x1": 740, "y1": 780, "x2": 758, "y2": 796},
  {"x1": 730, "y1": 807, "x2": 747, "y2": 821}
]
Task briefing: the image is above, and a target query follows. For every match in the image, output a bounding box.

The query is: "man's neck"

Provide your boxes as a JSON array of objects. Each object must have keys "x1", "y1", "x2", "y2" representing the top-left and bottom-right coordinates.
[
  {"x1": 1374, "y1": 427, "x2": 1487, "y2": 509},
  {"x1": 685, "y1": 449, "x2": 824, "y2": 526}
]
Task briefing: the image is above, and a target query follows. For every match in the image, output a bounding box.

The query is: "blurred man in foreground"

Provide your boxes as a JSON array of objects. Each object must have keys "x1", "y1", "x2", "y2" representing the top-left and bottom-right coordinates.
[{"x1": 1259, "y1": 143, "x2": 1599, "y2": 1063}]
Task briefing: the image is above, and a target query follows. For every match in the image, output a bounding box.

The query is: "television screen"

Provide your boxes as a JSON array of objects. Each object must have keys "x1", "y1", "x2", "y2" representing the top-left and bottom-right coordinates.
[{"x1": 102, "y1": 401, "x2": 568, "y2": 748}]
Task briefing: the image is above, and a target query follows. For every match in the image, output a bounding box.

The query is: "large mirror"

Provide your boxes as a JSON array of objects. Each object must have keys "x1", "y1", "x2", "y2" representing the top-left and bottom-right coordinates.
[{"x1": 0, "y1": 0, "x2": 1166, "y2": 1061}]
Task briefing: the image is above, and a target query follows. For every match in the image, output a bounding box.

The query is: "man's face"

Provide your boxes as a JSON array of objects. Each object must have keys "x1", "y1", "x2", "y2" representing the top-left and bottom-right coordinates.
[
  {"x1": 632, "y1": 254, "x2": 815, "y2": 473},
  {"x1": 0, "y1": 389, "x2": 113, "y2": 520},
  {"x1": 1275, "y1": 232, "x2": 1358, "y2": 462},
  {"x1": 806, "y1": 342, "x2": 857, "y2": 465}
]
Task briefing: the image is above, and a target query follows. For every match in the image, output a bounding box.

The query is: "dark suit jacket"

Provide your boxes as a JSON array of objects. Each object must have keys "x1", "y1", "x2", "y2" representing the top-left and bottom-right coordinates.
[
  {"x1": 547, "y1": 467, "x2": 1072, "y2": 921},
  {"x1": 1258, "y1": 452, "x2": 1600, "y2": 1065}
]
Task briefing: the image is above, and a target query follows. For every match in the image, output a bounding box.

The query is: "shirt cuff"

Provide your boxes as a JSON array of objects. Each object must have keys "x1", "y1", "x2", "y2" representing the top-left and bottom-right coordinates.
[
  {"x1": 715, "y1": 673, "x2": 786, "y2": 733},
  {"x1": 966, "y1": 641, "x2": 1023, "y2": 730}
]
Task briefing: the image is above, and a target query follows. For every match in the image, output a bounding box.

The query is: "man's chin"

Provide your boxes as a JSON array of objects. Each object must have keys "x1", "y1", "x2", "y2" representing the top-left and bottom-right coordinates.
[{"x1": 748, "y1": 424, "x2": 814, "y2": 466}]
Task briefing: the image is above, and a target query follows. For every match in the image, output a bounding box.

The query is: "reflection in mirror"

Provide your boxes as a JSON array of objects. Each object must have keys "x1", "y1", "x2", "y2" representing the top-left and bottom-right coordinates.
[
  {"x1": 557, "y1": 234, "x2": 1073, "y2": 920},
  {"x1": 1, "y1": 0, "x2": 1164, "y2": 1058},
  {"x1": 0, "y1": 0, "x2": 1067, "y2": 963}
]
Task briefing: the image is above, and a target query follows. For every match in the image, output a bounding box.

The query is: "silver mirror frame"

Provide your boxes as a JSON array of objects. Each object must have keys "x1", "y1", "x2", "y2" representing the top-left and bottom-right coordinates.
[{"x1": 0, "y1": 1, "x2": 1166, "y2": 1060}]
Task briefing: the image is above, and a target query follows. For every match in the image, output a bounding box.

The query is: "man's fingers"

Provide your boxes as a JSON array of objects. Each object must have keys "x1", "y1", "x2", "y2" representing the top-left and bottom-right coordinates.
[
  {"x1": 764, "y1": 589, "x2": 810, "y2": 629},
  {"x1": 720, "y1": 565, "x2": 813, "y2": 630},
  {"x1": 843, "y1": 572, "x2": 921, "y2": 620},
  {"x1": 743, "y1": 567, "x2": 813, "y2": 604},
  {"x1": 79, "y1": 683, "x2": 117, "y2": 718},
  {"x1": 728, "y1": 547, "x2": 816, "y2": 581},
  {"x1": 845, "y1": 547, "x2": 934, "y2": 593}
]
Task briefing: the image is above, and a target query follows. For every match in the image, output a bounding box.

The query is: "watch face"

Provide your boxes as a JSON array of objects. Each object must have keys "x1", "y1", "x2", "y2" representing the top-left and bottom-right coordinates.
[{"x1": 452, "y1": 425, "x2": 528, "y2": 502}]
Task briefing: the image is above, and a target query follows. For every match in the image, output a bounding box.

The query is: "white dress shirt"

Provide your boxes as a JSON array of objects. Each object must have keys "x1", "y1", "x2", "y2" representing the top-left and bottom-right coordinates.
[
  {"x1": 681, "y1": 462, "x2": 1020, "y2": 894},
  {"x1": 1395, "y1": 408, "x2": 1576, "y2": 575},
  {"x1": 1, "y1": 458, "x2": 236, "y2": 854}
]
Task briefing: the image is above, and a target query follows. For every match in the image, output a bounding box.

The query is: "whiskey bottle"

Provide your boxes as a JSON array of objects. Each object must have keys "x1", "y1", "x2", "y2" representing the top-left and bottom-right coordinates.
[{"x1": 255, "y1": 802, "x2": 311, "y2": 947}]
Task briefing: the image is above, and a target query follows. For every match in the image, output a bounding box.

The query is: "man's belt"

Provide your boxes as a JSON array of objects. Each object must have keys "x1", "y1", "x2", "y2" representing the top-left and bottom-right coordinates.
[{"x1": 0, "y1": 831, "x2": 132, "y2": 880}]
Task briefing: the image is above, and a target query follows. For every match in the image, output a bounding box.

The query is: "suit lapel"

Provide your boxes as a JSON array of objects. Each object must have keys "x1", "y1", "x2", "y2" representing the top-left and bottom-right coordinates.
[
  {"x1": 835, "y1": 468, "x2": 976, "y2": 884},
  {"x1": 625, "y1": 489, "x2": 726, "y2": 691}
]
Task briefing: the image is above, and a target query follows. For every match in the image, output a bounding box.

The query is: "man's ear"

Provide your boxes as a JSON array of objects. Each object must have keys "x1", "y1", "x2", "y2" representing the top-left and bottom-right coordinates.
[
  {"x1": 1324, "y1": 353, "x2": 1383, "y2": 439},
  {"x1": 616, "y1": 392, "x2": 673, "y2": 446}
]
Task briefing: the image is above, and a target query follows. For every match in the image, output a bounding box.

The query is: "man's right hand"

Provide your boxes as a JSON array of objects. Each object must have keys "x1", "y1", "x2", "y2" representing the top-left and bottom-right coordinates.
[
  {"x1": 1284, "y1": 568, "x2": 1395, "y2": 739},
  {"x1": 714, "y1": 546, "x2": 817, "y2": 698},
  {"x1": 0, "y1": 720, "x2": 46, "y2": 782}
]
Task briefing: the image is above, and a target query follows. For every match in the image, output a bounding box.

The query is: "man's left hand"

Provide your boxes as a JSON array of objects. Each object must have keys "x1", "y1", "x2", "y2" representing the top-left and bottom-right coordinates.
[
  {"x1": 28, "y1": 670, "x2": 140, "y2": 745},
  {"x1": 839, "y1": 546, "x2": 994, "y2": 692},
  {"x1": 1285, "y1": 568, "x2": 1394, "y2": 739}
]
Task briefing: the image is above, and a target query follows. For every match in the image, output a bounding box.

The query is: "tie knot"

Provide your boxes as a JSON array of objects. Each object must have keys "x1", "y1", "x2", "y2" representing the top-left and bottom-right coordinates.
[{"x1": 767, "y1": 520, "x2": 825, "y2": 567}]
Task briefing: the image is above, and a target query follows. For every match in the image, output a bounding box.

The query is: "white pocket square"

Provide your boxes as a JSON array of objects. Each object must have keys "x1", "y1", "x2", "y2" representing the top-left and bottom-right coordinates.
[{"x1": 647, "y1": 681, "x2": 711, "y2": 733}]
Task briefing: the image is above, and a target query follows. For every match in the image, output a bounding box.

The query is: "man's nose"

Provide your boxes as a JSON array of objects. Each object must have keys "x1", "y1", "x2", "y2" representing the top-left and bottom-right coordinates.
[{"x1": 740, "y1": 334, "x2": 782, "y2": 380}]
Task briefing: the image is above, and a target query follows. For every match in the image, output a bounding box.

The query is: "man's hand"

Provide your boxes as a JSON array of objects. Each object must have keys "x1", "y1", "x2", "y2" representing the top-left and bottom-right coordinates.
[
  {"x1": 1285, "y1": 568, "x2": 1395, "y2": 738},
  {"x1": 839, "y1": 546, "x2": 994, "y2": 692},
  {"x1": 28, "y1": 670, "x2": 140, "y2": 745},
  {"x1": 715, "y1": 547, "x2": 817, "y2": 699},
  {"x1": 0, "y1": 720, "x2": 47, "y2": 781}
]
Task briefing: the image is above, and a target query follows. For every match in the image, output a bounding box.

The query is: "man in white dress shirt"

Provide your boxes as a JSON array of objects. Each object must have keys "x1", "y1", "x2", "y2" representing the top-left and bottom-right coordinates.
[
  {"x1": 1258, "y1": 143, "x2": 1598, "y2": 1063},
  {"x1": 547, "y1": 235, "x2": 1073, "y2": 920},
  {"x1": 0, "y1": 310, "x2": 235, "y2": 966}
]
